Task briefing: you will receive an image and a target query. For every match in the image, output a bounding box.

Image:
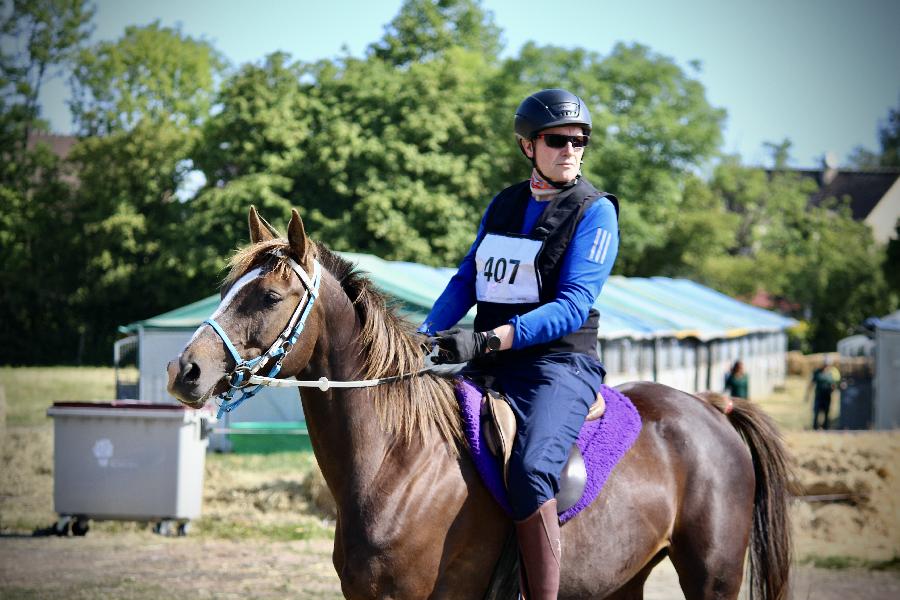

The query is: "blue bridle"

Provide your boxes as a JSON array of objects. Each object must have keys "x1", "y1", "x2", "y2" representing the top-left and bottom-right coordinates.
[{"x1": 204, "y1": 254, "x2": 322, "y2": 419}]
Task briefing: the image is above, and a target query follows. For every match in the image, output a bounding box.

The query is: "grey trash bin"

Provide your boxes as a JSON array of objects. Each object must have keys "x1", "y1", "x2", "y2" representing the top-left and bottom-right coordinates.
[{"x1": 47, "y1": 402, "x2": 209, "y2": 528}]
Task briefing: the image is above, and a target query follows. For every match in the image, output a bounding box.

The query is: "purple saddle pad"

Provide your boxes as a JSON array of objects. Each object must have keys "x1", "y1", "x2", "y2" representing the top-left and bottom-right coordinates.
[{"x1": 456, "y1": 378, "x2": 642, "y2": 524}]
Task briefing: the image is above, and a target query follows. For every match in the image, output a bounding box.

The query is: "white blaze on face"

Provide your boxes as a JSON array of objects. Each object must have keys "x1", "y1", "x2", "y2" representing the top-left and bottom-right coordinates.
[{"x1": 186, "y1": 267, "x2": 264, "y2": 346}]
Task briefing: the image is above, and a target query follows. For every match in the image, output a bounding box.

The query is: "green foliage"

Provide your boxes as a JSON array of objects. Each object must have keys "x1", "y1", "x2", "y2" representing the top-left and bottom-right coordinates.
[
  {"x1": 695, "y1": 158, "x2": 894, "y2": 350},
  {"x1": 848, "y1": 100, "x2": 900, "y2": 168},
  {"x1": 194, "y1": 52, "x2": 312, "y2": 183},
  {"x1": 763, "y1": 138, "x2": 793, "y2": 169},
  {"x1": 0, "y1": 0, "x2": 95, "y2": 364},
  {"x1": 2, "y1": 0, "x2": 895, "y2": 363},
  {"x1": 183, "y1": 173, "x2": 296, "y2": 278},
  {"x1": 0, "y1": 0, "x2": 94, "y2": 143},
  {"x1": 876, "y1": 103, "x2": 900, "y2": 167},
  {"x1": 1, "y1": 20, "x2": 222, "y2": 363},
  {"x1": 194, "y1": 46, "x2": 499, "y2": 265},
  {"x1": 69, "y1": 21, "x2": 223, "y2": 135},
  {"x1": 370, "y1": 0, "x2": 502, "y2": 66},
  {"x1": 886, "y1": 220, "x2": 900, "y2": 295}
]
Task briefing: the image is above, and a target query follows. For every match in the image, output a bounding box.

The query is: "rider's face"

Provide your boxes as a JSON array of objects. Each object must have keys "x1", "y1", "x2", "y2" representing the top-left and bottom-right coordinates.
[{"x1": 522, "y1": 125, "x2": 586, "y2": 183}]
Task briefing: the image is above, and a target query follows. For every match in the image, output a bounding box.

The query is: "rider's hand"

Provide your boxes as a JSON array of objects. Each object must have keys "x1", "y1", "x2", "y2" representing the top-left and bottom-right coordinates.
[{"x1": 429, "y1": 328, "x2": 488, "y2": 364}]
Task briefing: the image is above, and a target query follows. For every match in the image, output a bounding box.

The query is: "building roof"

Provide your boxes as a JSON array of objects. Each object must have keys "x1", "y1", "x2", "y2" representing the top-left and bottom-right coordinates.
[
  {"x1": 787, "y1": 168, "x2": 900, "y2": 221},
  {"x1": 26, "y1": 132, "x2": 77, "y2": 159},
  {"x1": 121, "y1": 252, "x2": 795, "y2": 341}
]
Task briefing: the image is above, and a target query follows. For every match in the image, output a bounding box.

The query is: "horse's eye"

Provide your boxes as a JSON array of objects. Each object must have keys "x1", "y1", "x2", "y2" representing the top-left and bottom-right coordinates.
[{"x1": 263, "y1": 291, "x2": 282, "y2": 306}]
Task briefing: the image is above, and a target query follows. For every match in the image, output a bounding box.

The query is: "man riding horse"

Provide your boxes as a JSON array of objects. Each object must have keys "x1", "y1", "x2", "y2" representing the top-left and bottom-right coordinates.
[{"x1": 423, "y1": 89, "x2": 619, "y2": 599}]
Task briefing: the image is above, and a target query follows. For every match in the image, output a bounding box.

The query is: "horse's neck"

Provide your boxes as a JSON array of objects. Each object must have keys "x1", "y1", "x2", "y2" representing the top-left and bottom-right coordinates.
[{"x1": 298, "y1": 275, "x2": 416, "y2": 505}]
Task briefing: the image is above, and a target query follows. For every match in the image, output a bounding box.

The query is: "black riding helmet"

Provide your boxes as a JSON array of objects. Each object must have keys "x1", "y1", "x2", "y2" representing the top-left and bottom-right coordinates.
[
  {"x1": 514, "y1": 88, "x2": 592, "y2": 140},
  {"x1": 515, "y1": 89, "x2": 591, "y2": 188}
]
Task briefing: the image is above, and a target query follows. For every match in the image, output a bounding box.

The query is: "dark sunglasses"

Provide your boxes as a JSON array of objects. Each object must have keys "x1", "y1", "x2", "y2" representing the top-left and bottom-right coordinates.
[{"x1": 536, "y1": 133, "x2": 590, "y2": 148}]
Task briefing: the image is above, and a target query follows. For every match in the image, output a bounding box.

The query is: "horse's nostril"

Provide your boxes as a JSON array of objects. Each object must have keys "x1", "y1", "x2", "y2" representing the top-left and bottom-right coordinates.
[{"x1": 182, "y1": 361, "x2": 201, "y2": 383}]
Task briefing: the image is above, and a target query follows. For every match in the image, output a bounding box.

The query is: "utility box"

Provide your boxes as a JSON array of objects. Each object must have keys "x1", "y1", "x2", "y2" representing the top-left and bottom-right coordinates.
[{"x1": 47, "y1": 402, "x2": 209, "y2": 528}]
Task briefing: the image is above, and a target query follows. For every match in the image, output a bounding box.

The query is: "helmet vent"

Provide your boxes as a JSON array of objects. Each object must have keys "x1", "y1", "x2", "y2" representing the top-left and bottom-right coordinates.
[{"x1": 551, "y1": 102, "x2": 579, "y2": 117}]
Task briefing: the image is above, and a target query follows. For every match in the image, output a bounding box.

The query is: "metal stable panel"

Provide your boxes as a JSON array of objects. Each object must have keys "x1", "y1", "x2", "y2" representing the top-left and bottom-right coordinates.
[{"x1": 874, "y1": 328, "x2": 900, "y2": 429}]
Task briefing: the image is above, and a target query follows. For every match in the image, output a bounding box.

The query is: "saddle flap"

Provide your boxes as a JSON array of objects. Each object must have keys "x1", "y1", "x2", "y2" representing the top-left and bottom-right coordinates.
[{"x1": 480, "y1": 391, "x2": 517, "y2": 486}]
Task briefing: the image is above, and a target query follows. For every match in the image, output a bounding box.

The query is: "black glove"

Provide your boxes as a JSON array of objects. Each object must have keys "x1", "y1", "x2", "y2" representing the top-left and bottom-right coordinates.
[{"x1": 430, "y1": 328, "x2": 488, "y2": 365}]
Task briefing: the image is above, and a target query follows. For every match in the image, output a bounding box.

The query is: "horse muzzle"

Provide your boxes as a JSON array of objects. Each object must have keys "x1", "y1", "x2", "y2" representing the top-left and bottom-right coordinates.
[{"x1": 167, "y1": 355, "x2": 220, "y2": 408}]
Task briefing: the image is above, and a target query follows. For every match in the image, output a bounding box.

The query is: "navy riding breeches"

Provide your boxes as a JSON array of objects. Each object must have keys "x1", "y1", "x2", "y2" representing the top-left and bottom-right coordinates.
[{"x1": 483, "y1": 352, "x2": 606, "y2": 520}]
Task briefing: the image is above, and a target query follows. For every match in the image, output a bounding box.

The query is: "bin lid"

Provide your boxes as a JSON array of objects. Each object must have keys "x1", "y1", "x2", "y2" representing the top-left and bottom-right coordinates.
[
  {"x1": 51, "y1": 401, "x2": 187, "y2": 410},
  {"x1": 48, "y1": 401, "x2": 209, "y2": 421}
]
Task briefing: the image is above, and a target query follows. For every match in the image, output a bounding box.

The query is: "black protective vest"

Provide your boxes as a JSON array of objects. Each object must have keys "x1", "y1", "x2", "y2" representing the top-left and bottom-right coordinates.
[{"x1": 473, "y1": 177, "x2": 619, "y2": 360}]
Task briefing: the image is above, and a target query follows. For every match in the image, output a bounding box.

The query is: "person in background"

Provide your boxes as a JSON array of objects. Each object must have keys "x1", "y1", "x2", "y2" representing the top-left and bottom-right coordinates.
[
  {"x1": 807, "y1": 355, "x2": 841, "y2": 430},
  {"x1": 723, "y1": 359, "x2": 749, "y2": 399}
]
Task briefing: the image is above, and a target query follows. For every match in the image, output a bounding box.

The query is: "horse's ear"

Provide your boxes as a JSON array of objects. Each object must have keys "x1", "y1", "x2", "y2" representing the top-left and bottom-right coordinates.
[
  {"x1": 248, "y1": 206, "x2": 277, "y2": 243},
  {"x1": 287, "y1": 208, "x2": 311, "y2": 264}
]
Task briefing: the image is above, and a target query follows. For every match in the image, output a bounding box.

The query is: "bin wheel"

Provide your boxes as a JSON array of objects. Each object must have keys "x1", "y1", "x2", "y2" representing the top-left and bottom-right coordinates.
[
  {"x1": 177, "y1": 521, "x2": 191, "y2": 537},
  {"x1": 154, "y1": 520, "x2": 176, "y2": 536},
  {"x1": 72, "y1": 517, "x2": 90, "y2": 536},
  {"x1": 53, "y1": 517, "x2": 72, "y2": 536}
]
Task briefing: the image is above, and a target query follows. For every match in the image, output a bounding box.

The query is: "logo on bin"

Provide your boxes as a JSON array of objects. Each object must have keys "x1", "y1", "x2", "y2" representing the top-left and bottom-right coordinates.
[{"x1": 93, "y1": 438, "x2": 114, "y2": 467}]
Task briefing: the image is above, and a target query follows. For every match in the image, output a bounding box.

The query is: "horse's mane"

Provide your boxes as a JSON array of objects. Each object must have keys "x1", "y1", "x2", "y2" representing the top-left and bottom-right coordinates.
[{"x1": 226, "y1": 239, "x2": 464, "y2": 453}]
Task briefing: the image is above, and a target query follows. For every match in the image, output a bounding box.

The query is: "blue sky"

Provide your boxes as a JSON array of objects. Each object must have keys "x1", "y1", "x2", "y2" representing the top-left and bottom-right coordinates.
[{"x1": 38, "y1": 0, "x2": 900, "y2": 168}]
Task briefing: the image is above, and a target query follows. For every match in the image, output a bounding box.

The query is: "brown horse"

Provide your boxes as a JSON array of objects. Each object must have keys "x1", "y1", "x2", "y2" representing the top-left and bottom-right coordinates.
[{"x1": 168, "y1": 207, "x2": 793, "y2": 600}]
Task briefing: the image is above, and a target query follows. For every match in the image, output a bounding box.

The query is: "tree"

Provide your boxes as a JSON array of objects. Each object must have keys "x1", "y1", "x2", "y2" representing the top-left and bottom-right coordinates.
[
  {"x1": 699, "y1": 156, "x2": 894, "y2": 351},
  {"x1": 763, "y1": 138, "x2": 793, "y2": 169},
  {"x1": 59, "y1": 23, "x2": 224, "y2": 362},
  {"x1": 884, "y1": 219, "x2": 900, "y2": 295},
  {"x1": 0, "y1": 0, "x2": 94, "y2": 364},
  {"x1": 0, "y1": 0, "x2": 94, "y2": 145},
  {"x1": 69, "y1": 21, "x2": 223, "y2": 136},
  {"x1": 193, "y1": 46, "x2": 500, "y2": 267},
  {"x1": 847, "y1": 100, "x2": 900, "y2": 169},
  {"x1": 193, "y1": 52, "x2": 313, "y2": 185},
  {"x1": 875, "y1": 102, "x2": 899, "y2": 167},
  {"x1": 369, "y1": 0, "x2": 502, "y2": 67}
]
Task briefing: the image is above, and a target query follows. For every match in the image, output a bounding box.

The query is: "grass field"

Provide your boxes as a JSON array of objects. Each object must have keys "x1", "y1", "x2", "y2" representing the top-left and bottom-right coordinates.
[{"x1": 0, "y1": 366, "x2": 118, "y2": 426}]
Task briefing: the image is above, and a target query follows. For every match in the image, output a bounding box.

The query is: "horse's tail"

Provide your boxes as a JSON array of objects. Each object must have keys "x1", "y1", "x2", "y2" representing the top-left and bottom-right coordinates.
[{"x1": 698, "y1": 392, "x2": 794, "y2": 600}]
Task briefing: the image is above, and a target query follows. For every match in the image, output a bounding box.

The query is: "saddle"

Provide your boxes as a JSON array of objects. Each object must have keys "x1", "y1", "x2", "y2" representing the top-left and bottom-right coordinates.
[
  {"x1": 456, "y1": 377, "x2": 641, "y2": 524},
  {"x1": 479, "y1": 389, "x2": 606, "y2": 514}
]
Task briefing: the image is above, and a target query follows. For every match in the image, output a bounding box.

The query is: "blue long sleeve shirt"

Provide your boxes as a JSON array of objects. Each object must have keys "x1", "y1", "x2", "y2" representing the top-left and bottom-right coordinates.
[{"x1": 420, "y1": 193, "x2": 619, "y2": 349}]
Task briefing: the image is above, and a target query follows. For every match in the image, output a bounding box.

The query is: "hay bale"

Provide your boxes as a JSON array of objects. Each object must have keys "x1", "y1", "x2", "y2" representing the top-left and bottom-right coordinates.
[
  {"x1": 787, "y1": 351, "x2": 806, "y2": 375},
  {"x1": 837, "y1": 356, "x2": 874, "y2": 379},
  {"x1": 788, "y1": 352, "x2": 848, "y2": 377}
]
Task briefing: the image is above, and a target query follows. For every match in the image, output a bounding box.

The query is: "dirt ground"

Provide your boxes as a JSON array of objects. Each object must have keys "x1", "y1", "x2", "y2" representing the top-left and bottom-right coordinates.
[
  {"x1": 1, "y1": 532, "x2": 899, "y2": 599},
  {"x1": 2, "y1": 428, "x2": 899, "y2": 599}
]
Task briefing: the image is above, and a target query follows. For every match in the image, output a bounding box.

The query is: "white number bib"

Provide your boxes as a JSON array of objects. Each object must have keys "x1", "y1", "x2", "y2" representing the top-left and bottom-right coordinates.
[{"x1": 475, "y1": 233, "x2": 543, "y2": 304}]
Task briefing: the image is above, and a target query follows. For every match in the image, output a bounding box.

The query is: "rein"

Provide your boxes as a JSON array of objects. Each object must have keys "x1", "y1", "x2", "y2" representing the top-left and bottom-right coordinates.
[
  {"x1": 245, "y1": 370, "x2": 432, "y2": 391},
  {"x1": 205, "y1": 252, "x2": 430, "y2": 419}
]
